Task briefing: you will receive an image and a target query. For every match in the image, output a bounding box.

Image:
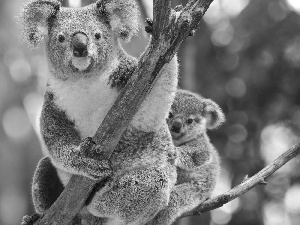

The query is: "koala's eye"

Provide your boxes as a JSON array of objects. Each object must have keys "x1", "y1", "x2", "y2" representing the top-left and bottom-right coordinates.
[
  {"x1": 187, "y1": 118, "x2": 194, "y2": 124},
  {"x1": 168, "y1": 112, "x2": 173, "y2": 119},
  {"x1": 94, "y1": 32, "x2": 101, "y2": 40},
  {"x1": 58, "y1": 34, "x2": 66, "y2": 43}
]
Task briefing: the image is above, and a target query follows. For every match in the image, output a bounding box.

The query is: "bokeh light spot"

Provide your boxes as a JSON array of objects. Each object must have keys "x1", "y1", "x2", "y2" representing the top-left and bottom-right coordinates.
[
  {"x1": 205, "y1": 0, "x2": 250, "y2": 26},
  {"x1": 284, "y1": 37, "x2": 300, "y2": 68},
  {"x1": 9, "y1": 58, "x2": 32, "y2": 83},
  {"x1": 211, "y1": 209, "x2": 232, "y2": 225},
  {"x1": 285, "y1": 184, "x2": 300, "y2": 213},
  {"x1": 2, "y1": 106, "x2": 32, "y2": 140},
  {"x1": 3, "y1": 48, "x2": 24, "y2": 68},
  {"x1": 211, "y1": 23, "x2": 234, "y2": 47},
  {"x1": 263, "y1": 202, "x2": 289, "y2": 225},
  {"x1": 260, "y1": 123, "x2": 299, "y2": 167},
  {"x1": 227, "y1": 111, "x2": 249, "y2": 125},
  {"x1": 220, "y1": 0, "x2": 250, "y2": 17},
  {"x1": 225, "y1": 78, "x2": 246, "y2": 98},
  {"x1": 69, "y1": 0, "x2": 81, "y2": 8},
  {"x1": 228, "y1": 124, "x2": 248, "y2": 143},
  {"x1": 267, "y1": 2, "x2": 287, "y2": 21},
  {"x1": 292, "y1": 108, "x2": 300, "y2": 128},
  {"x1": 286, "y1": 0, "x2": 300, "y2": 14},
  {"x1": 0, "y1": 189, "x2": 26, "y2": 225},
  {"x1": 258, "y1": 50, "x2": 274, "y2": 68}
]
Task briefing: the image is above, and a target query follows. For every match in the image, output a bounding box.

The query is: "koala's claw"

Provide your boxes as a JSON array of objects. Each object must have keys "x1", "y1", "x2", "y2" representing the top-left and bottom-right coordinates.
[
  {"x1": 80, "y1": 137, "x2": 97, "y2": 157},
  {"x1": 87, "y1": 160, "x2": 113, "y2": 181},
  {"x1": 168, "y1": 151, "x2": 178, "y2": 165},
  {"x1": 174, "y1": 5, "x2": 184, "y2": 12},
  {"x1": 145, "y1": 18, "x2": 153, "y2": 34},
  {"x1": 21, "y1": 214, "x2": 41, "y2": 225},
  {"x1": 189, "y1": 30, "x2": 196, "y2": 37}
]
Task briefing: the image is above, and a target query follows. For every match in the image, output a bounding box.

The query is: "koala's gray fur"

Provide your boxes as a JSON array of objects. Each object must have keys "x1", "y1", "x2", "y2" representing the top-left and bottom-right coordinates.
[
  {"x1": 19, "y1": 1, "x2": 179, "y2": 225},
  {"x1": 147, "y1": 90, "x2": 225, "y2": 225}
]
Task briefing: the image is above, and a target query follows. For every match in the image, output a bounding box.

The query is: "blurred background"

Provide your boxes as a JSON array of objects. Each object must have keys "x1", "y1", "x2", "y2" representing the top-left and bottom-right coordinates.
[{"x1": 1, "y1": 0, "x2": 300, "y2": 224}]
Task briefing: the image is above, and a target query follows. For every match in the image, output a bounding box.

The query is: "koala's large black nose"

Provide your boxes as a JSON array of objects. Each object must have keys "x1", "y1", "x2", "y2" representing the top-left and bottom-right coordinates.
[
  {"x1": 171, "y1": 120, "x2": 182, "y2": 133},
  {"x1": 72, "y1": 33, "x2": 88, "y2": 58}
]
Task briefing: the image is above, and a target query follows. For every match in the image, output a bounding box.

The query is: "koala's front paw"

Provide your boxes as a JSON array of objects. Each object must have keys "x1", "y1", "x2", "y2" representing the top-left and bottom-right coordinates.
[
  {"x1": 79, "y1": 137, "x2": 113, "y2": 181},
  {"x1": 80, "y1": 137, "x2": 110, "y2": 159},
  {"x1": 80, "y1": 137, "x2": 97, "y2": 157},
  {"x1": 85, "y1": 158, "x2": 113, "y2": 181},
  {"x1": 168, "y1": 150, "x2": 178, "y2": 165},
  {"x1": 21, "y1": 214, "x2": 41, "y2": 225},
  {"x1": 145, "y1": 18, "x2": 153, "y2": 34}
]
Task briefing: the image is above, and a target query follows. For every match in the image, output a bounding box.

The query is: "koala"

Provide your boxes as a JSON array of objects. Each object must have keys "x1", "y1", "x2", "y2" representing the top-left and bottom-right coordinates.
[
  {"x1": 147, "y1": 89, "x2": 225, "y2": 225},
  {"x1": 19, "y1": 0, "x2": 179, "y2": 225}
]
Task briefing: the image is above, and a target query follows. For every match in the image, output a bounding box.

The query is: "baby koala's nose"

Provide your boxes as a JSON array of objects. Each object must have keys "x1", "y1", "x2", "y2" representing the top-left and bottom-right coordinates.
[
  {"x1": 171, "y1": 120, "x2": 182, "y2": 133},
  {"x1": 72, "y1": 32, "x2": 88, "y2": 58}
]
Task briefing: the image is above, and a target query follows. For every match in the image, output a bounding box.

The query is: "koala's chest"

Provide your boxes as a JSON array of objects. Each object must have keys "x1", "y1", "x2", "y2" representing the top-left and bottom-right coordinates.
[{"x1": 49, "y1": 76, "x2": 119, "y2": 138}]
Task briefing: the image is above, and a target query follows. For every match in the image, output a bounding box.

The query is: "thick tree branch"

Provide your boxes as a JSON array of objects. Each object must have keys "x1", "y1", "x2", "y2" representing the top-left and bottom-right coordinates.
[
  {"x1": 178, "y1": 142, "x2": 300, "y2": 219},
  {"x1": 32, "y1": 0, "x2": 215, "y2": 224}
]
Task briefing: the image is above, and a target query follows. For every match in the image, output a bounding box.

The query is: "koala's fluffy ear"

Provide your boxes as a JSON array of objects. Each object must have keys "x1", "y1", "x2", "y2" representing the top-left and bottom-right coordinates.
[
  {"x1": 18, "y1": 0, "x2": 61, "y2": 48},
  {"x1": 96, "y1": 0, "x2": 139, "y2": 41},
  {"x1": 204, "y1": 99, "x2": 225, "y2": 130}
]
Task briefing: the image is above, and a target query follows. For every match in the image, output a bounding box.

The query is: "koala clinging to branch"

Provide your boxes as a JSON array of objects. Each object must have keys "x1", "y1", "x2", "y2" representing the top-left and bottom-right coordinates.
[
  {"x1": 19, "y1": 0, "x2": 179, "y2": 225},
  {"x1": 148, "y1": 90, "x2": 225, "y2": 225}
]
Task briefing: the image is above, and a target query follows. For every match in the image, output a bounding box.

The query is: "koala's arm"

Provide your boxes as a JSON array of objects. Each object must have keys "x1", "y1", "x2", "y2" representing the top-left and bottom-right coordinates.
[
  {"x1": 175, "y1": 141, "x2": 210, "y2": 171},
  {"x1": 131, "y1": 56, "x2": 179, "y2": 132},
  {"x1": 109, "y1": 50, "x2": 138, "y2": 90},
  {"x1": 40, "y1": 91, "x2": 111, "y2": 180}
]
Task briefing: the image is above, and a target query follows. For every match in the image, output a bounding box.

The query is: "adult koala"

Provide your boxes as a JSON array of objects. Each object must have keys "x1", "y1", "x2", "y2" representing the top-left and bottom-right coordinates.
[{"x1": 19, "y1": 0, "x2": 178, "y2": 225}]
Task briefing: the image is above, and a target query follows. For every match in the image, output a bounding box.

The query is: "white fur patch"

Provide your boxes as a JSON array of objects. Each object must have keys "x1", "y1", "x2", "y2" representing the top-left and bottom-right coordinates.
[
  {"x1": 56, "y1": 168, "x2": 71, "y2": 186},
  {"x1": 48, "y1": 59, "x2": 119, "y2": 138},
  {"x1": 72, "y1": 57, "x2": 92, "y2": 71}
]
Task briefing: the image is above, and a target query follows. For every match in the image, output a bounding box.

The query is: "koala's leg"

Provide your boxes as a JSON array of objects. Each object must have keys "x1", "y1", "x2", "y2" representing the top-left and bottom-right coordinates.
[
  {"x1": 87, "y1": 167, "x2": 171, "y2": 225},
  {"x1": 131, "y1": 56, "x2": 179, "y2": 133},
  {"x1": 22, "y1": 157, "x2": 64, "y2": 225},
  {"x1": 32, "y1": 157, "x2": 64, "y2": 214},
  {"x1": 147, "y1": 182, "x2": 206, "y2": 225},
  {"x1": 29, "y1": 157, "x2": 82, "y2": 225}
]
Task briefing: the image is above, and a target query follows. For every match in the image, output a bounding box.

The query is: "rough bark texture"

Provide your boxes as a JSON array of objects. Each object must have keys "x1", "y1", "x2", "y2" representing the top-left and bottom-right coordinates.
[{"x1": 33, "y1": 1, "x2": 214, "y2": 224}]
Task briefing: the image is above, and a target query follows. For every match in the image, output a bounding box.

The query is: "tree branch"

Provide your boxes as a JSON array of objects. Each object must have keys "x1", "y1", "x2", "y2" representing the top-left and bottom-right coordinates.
[
  {"x1": 178, "y1": 142, "x2": 300, "y2": 219},
  {"x1": 32, "y1": 0, "x2": 215, "y2": 224}
]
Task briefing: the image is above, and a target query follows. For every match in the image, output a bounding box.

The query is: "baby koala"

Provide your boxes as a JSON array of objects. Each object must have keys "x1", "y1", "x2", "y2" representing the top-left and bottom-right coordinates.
[{"x1": 148, "y1": 89, "x2": 225, "y2": 225}]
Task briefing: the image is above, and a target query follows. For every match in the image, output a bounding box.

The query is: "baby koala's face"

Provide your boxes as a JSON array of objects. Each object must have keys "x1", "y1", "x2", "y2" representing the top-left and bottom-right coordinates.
[
  {"x1": 167, "y1": 96, "x2": 207, "y2": 146},
  {"x1": 167, "y1": 90, "x2": 225, "y2": 146}
]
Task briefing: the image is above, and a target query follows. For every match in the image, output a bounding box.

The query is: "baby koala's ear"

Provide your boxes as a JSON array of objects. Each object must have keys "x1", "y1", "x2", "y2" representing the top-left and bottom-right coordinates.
[
  {"x1": 17, "y1": 0, "x2": 61, "y2": 48},
  {"x1": 96, "y1": 0, "x2": 139, "y2": 41},
  {"x1": 203, "y1": 99, "x2": 225, "y2": 130}
]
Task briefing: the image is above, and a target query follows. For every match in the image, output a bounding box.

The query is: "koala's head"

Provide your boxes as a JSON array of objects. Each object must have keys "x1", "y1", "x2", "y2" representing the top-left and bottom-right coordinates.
[
  {"x1": 18, "y1": 0, "x2": 139, "y2": 80},
  {"x1": 167, "y1": 90, "x2": 225, "y2": 142}
]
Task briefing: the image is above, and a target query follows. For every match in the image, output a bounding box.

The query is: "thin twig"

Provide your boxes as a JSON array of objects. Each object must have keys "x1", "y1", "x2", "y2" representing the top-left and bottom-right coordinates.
[{"x1": 179, "y1": 142, "x2": 300, "y2": 218}]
